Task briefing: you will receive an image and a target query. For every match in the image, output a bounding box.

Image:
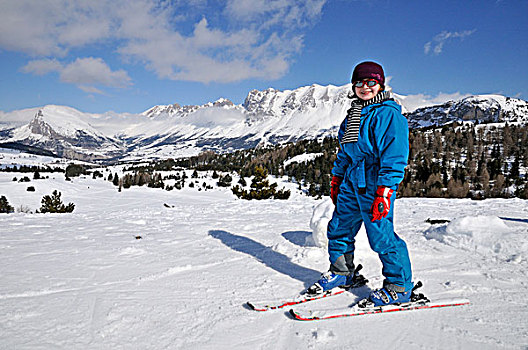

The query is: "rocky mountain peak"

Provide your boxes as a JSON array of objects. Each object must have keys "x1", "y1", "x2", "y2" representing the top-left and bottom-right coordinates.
[
  {"x1": 29, "y1": 110, "x2": 54, "y2": 137},
  {"x1": 406, "y1": 94, "x2": 528, "y2": 128}
]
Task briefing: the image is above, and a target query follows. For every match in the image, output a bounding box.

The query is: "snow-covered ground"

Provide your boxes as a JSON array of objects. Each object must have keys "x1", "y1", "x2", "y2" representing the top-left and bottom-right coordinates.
[
  {"x1": 0, "y1": 148, "x2": 77, "y2": 169},
  {"x1": 1, "y1": 164, "x2": 527, "y2": 349}
]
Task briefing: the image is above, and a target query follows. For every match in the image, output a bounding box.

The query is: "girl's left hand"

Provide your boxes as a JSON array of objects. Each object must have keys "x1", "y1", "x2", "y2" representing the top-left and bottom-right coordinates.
[{"x1": 371, "y1": 186, "x2": 393, "y2": 221}]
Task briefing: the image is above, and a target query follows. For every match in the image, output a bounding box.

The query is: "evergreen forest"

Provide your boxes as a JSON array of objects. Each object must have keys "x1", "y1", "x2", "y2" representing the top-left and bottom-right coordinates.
[
  {"x1": 3, "y1": 121, "x2": 527, "y2": 200},
  {"x1": 147, "y1": 121, "x2": 528, "y2": 199}
]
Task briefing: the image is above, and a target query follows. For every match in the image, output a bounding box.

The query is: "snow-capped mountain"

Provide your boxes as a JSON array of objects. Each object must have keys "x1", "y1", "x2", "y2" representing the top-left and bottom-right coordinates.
[
  {"x1": 407, "y1": 94, "x2": 528, "y2": 128},
  {"x1": 0, "y1": 106, "x2": 125, "y2": 161},
  {"x1": 1, "y1": 84, "x2": 527, "y2": 162}
]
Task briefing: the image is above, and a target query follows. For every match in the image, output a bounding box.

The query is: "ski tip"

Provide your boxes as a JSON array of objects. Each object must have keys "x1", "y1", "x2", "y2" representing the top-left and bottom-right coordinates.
[
  {"x1": 246, "y1": 301, "x2": 264, "y2": 311},
  {"x1": 246, "y1": 301, "x2": 273, "y2": 312},
  {"x1": 289, "y1": 309, "x2": 316, "y2": 321},
  {"x1": 289, "y1": 309, "x2": 304, "y2": 320}
]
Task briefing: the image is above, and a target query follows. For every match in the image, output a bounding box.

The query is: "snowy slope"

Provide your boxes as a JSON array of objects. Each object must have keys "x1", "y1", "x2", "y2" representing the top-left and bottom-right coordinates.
[
  {"x1": 1, "y1": 163, "x2": 527, "y2": 349},
  {"x1": 0, "y1": 147, "x2": 84, "y2": 169}
]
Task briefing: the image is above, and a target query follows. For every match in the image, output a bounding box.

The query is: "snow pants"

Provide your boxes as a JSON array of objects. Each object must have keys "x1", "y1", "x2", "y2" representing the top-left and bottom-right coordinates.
[{"x1": 327, "y1": 175, "x2": 413, "y2": 292}]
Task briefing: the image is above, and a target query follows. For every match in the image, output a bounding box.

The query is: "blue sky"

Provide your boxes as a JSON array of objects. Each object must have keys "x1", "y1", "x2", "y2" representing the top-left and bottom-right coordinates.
[{"x1": 0, "y1": 0, "x2": 526, "y2": 114}]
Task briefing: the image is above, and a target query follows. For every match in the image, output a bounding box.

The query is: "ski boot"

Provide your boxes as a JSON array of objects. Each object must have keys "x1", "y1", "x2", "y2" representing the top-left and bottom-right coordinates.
[
  {"x1": 359, "y1": 281, "x2": 412, "y2": 308},
  {"x1": 368, "y1": 287, "x2": 411, "y2": 307},
  {"x1": 306, "y1": 270, "x2": 347, "y2": 295},
  {"x1": 360, "y1": 281, "x2": 429, "y2": 308},
  {"x1": 307, "y1": 255, "x2": 367, "y2": 295}
]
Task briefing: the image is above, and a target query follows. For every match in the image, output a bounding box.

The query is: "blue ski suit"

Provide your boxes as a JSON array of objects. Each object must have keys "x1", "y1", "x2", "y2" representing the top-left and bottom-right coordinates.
[{"x1": 328, "y1": 99, "x2": 413, "y2": 291}]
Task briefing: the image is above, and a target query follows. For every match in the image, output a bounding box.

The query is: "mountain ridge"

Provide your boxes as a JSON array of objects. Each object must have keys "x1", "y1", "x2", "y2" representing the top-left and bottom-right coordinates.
[{"x1": 1, "y1": 83, "x2": 527, "y2": 162}]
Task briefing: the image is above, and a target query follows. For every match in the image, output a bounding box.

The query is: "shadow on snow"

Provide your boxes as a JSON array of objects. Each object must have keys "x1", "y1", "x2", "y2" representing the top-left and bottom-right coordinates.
[
  {"x1": 209, "y1": 230, "x2": 320, "y2": 289},
  {"x1": 281, "y1": 230, "x2": 315, "y2": 247},
  {"x1": 500, "y1": 217, "x2": 528, "y2": 224}
]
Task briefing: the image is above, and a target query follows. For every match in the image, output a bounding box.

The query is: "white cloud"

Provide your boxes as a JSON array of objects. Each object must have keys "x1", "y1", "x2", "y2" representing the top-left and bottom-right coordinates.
[
  {"x1": 78, "y1": 85, "x2": 105, "y2": 95},
  {"x1": 0, "y1": 1, "x2": 114, "y2": 56},
  {"x1": 21, "y1": 59, "x2": 63, "y2": 76},
  {"x1": 424, "y1": 30, "x2": 476, "y2": 55},
  {"x1": 225, "y1": 0, "x2": 326, "y2": 30},
  {"x1": 22, "y1": 57, "x2": 132, "y2": 94},
  {"x1": 1, "y1": 0, "x2": 328, "y2": 84},
  {"x1": 60, "y1": 58, "x2": 132, "y2": 88}
]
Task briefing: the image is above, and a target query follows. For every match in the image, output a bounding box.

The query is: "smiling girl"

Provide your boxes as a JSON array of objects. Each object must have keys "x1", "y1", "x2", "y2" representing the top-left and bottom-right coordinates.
[{"x1": 307, "y1": 61, "x2": 414, "y2": 307}]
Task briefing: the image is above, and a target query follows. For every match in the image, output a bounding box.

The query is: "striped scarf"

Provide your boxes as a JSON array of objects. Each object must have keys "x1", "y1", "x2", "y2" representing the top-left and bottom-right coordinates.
[{"x1": 342, "y1": 91, "x2": 392, "y2": 143}]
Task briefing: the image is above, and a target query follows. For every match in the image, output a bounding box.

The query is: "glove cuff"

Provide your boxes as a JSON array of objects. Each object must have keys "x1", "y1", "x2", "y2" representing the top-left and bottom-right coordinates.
[{"x1": 375, "y1": 186, "x2": 393, "y2": 198}]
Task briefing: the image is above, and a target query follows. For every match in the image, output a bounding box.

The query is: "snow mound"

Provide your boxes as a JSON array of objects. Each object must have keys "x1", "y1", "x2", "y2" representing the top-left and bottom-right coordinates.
[
  {"x1": 425, "y1": 216, "x2": 526, "y2": 263},
  {"x1": 309, "y1": 199, "x2": 333, "y2": 247}
]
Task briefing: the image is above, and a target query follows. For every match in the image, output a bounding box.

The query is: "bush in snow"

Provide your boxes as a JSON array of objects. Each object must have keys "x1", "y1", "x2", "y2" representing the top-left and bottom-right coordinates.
[
  {"x1": 0, "y1": 196, "x2": 14, "y2": 213},
  {"x1": 217, "y1": 174, "x2": 232, "y2": 187},
  {"x1": 273, "y1": 188, "x2": 291, "y2": 200},
  {"x1": 91, "y1": 170, "x2": 104, "y2": 179},
  {"x1": 18, "y1": 176, "x2": 31, "y2": 183},
  {"x1": 65, "y1": 164, "x2": 87, "y2": 178},
  {"x1": 231, "y1": 166, "x2": 290, "y2": 200},
  {"x1": 17, "y1": 205, "x2": 33, "y2": 214},
  {"x1": 38, "y1": 190, "x2": 75, "y2": 213},
  {"x1": 238, "y1": 177, "x2": 247, "y2": 186}
]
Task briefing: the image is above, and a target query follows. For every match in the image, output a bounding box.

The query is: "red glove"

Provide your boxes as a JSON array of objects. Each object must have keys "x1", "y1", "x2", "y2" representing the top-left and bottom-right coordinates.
[
  {"x1": 330, "y1": 176, "x2": 343, "y2": 205},
  {"x1": 371, "y1": 186, "x2": 394, "y2": 222}
]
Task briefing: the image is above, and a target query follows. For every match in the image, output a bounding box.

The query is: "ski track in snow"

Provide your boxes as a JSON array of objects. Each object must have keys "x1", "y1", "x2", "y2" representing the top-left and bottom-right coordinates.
[{"x1": 0, "y1": 171, "x2": 527, "y2": 349}]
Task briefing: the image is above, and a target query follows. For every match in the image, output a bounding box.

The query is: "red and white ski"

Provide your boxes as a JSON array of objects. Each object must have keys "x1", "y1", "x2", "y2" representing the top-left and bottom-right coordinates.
[
  {"x1": 289, "y1": 298, "x2": 470, "y2": 321},
  {"x1": 247, "y1": 287, "x2": 346, "y2": 312},
  {"x1": 248, "y1": 264, "x2": 369, "y2": 312}
]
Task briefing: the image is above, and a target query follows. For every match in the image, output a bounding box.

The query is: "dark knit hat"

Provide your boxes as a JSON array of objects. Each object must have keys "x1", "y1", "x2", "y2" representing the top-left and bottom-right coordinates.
[{"x1": 351, "y1": 61, "x2": 385, "y2": 87}]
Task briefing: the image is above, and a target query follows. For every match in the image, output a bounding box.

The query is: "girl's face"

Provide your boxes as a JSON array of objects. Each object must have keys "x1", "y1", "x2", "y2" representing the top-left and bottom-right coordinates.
[{"x1": 354, "y1": 79, "x2": 381, "y2": 101}]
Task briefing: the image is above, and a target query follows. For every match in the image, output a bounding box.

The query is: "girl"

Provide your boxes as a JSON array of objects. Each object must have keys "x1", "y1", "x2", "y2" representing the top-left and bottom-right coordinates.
[{"x1": 308, "y1": 61, "x2": 413, "y2": 306}]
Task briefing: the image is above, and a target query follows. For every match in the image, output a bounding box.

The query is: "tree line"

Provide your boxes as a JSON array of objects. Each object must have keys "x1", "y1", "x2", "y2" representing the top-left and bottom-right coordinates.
[
  {"x1": 2, "y1": 121, "x2": 527, "y2": 200},
  {"x1": 145, "y1": 121, "x2": 528, "y2": 199}
]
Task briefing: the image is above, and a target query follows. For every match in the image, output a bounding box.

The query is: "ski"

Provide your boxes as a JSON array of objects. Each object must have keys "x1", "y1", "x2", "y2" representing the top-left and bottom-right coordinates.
[
  {"x1": 247, "y1": 264, "x2": 368, "y2": 312},
  {"x1": 289, "y1": 298, "x2": 470, "y2": 321},
  {"x1": 247, "y1": 287, "x2": 347, "y2": 311}
]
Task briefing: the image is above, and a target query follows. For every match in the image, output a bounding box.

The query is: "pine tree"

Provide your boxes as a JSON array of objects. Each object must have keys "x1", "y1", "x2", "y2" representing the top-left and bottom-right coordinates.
[
  {"x1": 479, "y1": 167, "x2": 490, "y2": 195},
  {"x1": 112, "y1": 173, "x2": 119, "y2": 186},
  {"x1": 248, "y1": 166, "x2": 276, "y2": 199},
  {"x1": 231, "y1": 166, "x2": 289, "y2": 200},
  {"x1": 491, "y1": 174, "x2": 506, "y2": 198},
  {"x1": 0, "y1": 196, "x2": 14, "y2": 213},
  {"x1": 39, "y1": 190, "x2": 75, "y2": 213},
  {"x1": 447, "y1": 178, "x2": 469, "y2": 198}
]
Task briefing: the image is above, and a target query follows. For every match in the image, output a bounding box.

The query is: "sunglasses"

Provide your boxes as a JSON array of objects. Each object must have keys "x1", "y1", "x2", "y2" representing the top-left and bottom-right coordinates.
[{"x1": 353, "y1": 79, "x2": 379, "y2": 88}]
